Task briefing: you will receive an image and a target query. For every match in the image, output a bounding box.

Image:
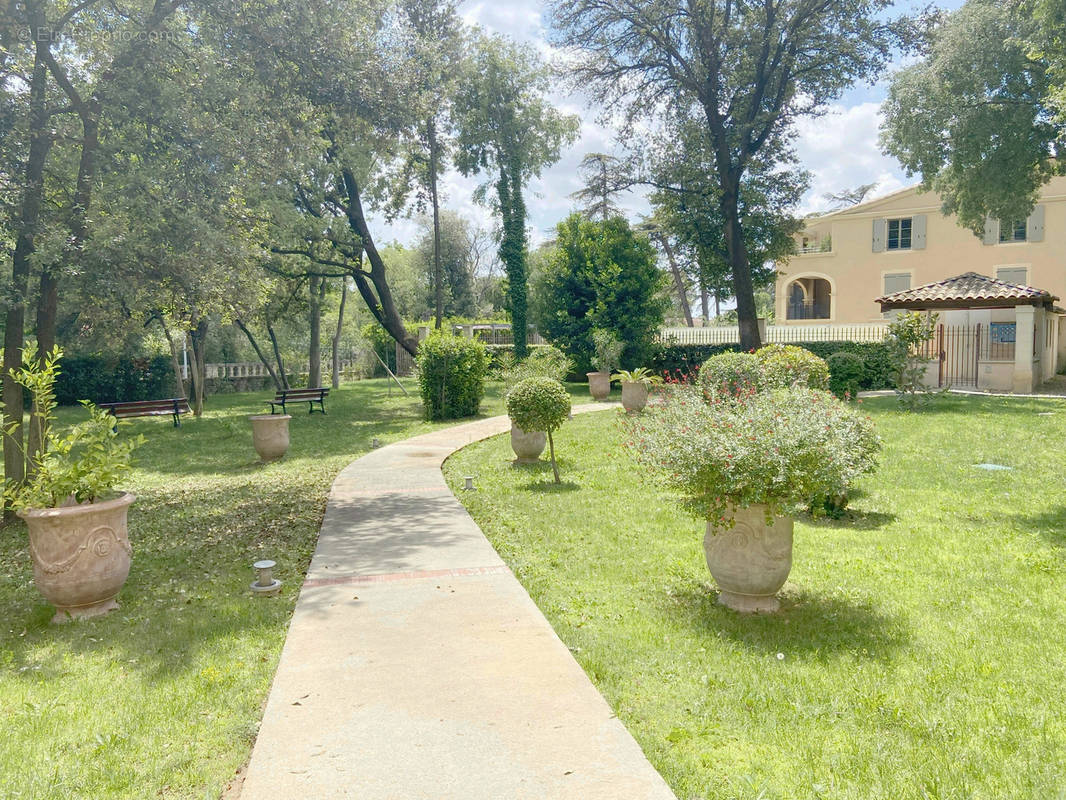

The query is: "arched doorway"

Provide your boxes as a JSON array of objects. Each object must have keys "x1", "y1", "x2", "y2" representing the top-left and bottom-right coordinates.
[{"x1": 786, "y1": 277, "x2": 832, "y2": 320}]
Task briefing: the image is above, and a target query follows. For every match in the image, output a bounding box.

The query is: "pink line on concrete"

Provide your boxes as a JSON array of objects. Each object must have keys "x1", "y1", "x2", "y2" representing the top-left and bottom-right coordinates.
[
  {"x1": 339, "y1": 486, "x2": 452, "y2": 496},
  {"x1": 303, "y1": 565, "x2": 510, "y2": 588}
]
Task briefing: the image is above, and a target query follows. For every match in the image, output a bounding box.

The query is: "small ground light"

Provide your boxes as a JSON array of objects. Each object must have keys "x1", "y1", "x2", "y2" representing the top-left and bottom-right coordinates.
[
  {"x1": 463, "y1": 476, "x2": 476, "y2": 491},
  {"x1": 251, "y1": 559, "x2": 282, "y2": 596},
  {"x1": 371, "y1": 437, "x2": 381, "y2": 449}
]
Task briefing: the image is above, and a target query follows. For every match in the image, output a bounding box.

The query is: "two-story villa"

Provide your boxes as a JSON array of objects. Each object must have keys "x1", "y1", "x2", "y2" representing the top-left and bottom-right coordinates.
[{"x1": 774, "y1": 176, "x2": 1066, "y2": 325}]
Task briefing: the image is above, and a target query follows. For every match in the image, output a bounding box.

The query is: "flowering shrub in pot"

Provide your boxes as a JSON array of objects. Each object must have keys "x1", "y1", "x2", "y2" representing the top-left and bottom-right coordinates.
[{"x1": 624, "y1": 385, "x2": 879, "y2": 612}]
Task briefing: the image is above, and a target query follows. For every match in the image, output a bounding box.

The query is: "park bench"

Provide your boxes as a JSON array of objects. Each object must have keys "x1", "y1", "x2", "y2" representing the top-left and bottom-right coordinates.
[
  {"x1": 268, "y1": 387, "x2": 329, "y2": 415},
  {"x1": 98, "y1": 397, "x2": 191, "y2": 428}
]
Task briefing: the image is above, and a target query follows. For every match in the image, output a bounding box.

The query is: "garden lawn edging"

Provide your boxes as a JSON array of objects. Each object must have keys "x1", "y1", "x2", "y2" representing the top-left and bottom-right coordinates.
[{"x1": 239, "y1": 402, "x2": 677, "y2": 800}]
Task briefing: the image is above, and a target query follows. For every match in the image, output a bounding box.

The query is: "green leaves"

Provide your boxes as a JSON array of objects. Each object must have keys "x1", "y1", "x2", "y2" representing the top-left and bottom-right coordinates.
[
  {"x1": 624, "y1": 385, "x2": 881, "y2": 522},
  {"x1": 881, "y1": 1, "x2": 1064, "y2": 232},
  {"x1": 505, "y1": 377, "x2": 571, "y2": 435},
  {"x1": 5, "y1": 351, "x2": 144, "y2": 511},
  {"x1": 415, "y1": 331, "x2": 490, "y2": 420}
]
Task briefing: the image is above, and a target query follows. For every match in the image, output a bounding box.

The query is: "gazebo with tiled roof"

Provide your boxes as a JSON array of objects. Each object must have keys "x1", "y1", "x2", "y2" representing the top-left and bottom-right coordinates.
[
  {"x1": 876, "y1": 271, "x2": 1058, "y2": 311},
  {"x1": 876, "y1": 272, "x2": 1061, "y2": 394}
]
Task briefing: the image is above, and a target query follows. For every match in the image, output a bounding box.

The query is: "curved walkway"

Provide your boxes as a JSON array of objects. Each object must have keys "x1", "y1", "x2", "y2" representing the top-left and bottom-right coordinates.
[{"x1": 240, "y1": 404, "x2": 677, "y2": 800}]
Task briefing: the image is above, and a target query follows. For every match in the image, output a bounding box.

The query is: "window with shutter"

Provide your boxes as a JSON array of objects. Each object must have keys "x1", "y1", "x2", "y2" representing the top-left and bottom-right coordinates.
[
  {"x1": 995, "y1": 266, "x2": 1029, "y2": 286},
  {"x1": 998, "y1": 219, "x2": 1027, "y2": 242},
  {"x1": 886, "y1": 218, "x2": 912, "y2": 250},
  {"x1": 883, "y1": 273, "x2": 911, "y2": 294},
  {"x1": 881, "y1": 272, "x2": 912, "y2": 320}
]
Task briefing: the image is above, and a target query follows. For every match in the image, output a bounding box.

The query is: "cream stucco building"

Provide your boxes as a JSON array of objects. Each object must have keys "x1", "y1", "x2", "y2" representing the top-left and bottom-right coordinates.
[{"x1": 774, "y1": 177, "x2": 1066, "y2": 325}]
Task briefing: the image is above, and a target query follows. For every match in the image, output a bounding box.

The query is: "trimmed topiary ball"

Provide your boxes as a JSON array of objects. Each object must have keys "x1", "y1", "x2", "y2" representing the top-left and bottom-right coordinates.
[
  {"x1": 416, "y1": 331, "x2": 490, "y2": 421},
  {"x1": 756, "y1": 344, "x2": 830, "y2": 390},
  {"x1": 506, "y1": 377, "x2": 571, "y2": 483},
  {"x1": 827, "y1": 351, "x2": 866, "y2": 400}
]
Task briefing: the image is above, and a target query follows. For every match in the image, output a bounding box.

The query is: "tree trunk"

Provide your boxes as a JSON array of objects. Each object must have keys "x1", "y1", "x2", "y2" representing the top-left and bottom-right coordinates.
[
  {"x1": 339, "y1": 168, "x2": 419, "y2": 355},
  {"x1": 157, "y1": 315, "x2": 187, "y2": 399},
  {"x1": 4, "y1": 38, "x2": 52, "y2": 497},
  {"x1": 308, "y1": 275, "x2": 324, "y2": 387},
  {"x1": 699, "y1": 278, "x2": 710, "y2": 324},
  {"x1": 331, "y1": 278, "x2": 347, "y2": 389},
  {"x1": 497, "y1": 158, "x2": 528, "y2": 358},
  {"x1": 28, "y1": 269, "x2": 59, "y2": 466},
  {"x1": 721, "y1": 185, "x2": 761, "y2": 350},
  {"x1": 267, "y1": 322, "x2": 290, "y2": 389},
  {"x1": 429, "y1": 120, "x2": 444, "y2": 329},
  {"x1": 235, "y1": 318, "x2": 282, "y2": 391},
  {"x1": 658, "y1": 234, "x2": 693, "y2": 327},
  {"x1": 187, "y1": 319, "x2": 208, "y2": 416}
]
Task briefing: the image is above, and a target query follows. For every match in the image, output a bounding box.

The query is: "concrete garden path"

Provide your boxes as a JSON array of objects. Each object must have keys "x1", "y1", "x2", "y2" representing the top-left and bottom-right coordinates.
[{"x1": 239, "y1": 403, "x2": 677, "y2": 800}]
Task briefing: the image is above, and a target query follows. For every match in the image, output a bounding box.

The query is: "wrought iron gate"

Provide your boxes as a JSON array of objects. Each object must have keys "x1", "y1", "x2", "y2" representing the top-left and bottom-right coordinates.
[{"x1": 934, "y1": 325, "x2": 980, "y2": 388}]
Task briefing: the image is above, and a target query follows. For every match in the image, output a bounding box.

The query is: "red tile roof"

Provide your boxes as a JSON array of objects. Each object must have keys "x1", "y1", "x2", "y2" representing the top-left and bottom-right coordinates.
[{"x1": 877, "y1": 272, "x2": 1057, "y2": 310}]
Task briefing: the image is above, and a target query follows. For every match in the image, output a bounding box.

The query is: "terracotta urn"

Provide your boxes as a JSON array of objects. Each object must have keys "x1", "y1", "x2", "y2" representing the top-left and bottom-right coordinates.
[
  {"x1": 510, "y1": 423, "x2": 547, "y2": 464},
  {"x1": 620, "y1": 381, "x2": 649, "y2": 412},
  {"x1": 703, "y1": 503, "x2": 794, "y2": 613},
  {"x1": 19, "y1": 492, "x2": 136, "y2": 623},
  {"x1": 250, "y1": 414, "x2": 291, "y2": 461},
  {"x1": 587, "y1": 371, "x2": 611, "y2": 401}
]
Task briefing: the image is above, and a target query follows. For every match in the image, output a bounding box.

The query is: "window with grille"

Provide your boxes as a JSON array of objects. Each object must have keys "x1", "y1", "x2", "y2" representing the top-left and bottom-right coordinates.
[
  {"x1": 998, "y1": 219, "x2": 1027, "y2": 242},
  {"x1": 887, "y1": 218, "x2": 912, "y2": 250}
]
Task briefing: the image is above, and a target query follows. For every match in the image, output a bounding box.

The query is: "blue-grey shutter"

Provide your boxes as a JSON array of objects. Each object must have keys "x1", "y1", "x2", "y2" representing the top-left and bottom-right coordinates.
[
  {"x1": 982, "y1": 217, "x2": 999, "y2": 245},
  {"x1": 911, "y1": 214, "x2": 927, "y2": 250},
  {"x1": 1027, "y1": 205, "x2": 1045, "y2": 242},
  {"x1": 872, "y1": 218, "x2": 887, "y2": 252}
]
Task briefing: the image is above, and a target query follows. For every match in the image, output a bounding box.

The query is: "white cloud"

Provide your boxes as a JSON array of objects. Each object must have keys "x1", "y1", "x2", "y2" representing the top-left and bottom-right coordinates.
[{"x1": 793, "y1": 102, "x2": 911, "y2": 217}]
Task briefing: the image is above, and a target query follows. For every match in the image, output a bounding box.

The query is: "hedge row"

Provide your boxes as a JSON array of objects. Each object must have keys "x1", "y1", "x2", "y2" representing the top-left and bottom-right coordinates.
[
  {"x1": 650, "y1": 341, "x2": 896, "y2": 391},
  {"x1": 56, "y1": 356, "x2": 177, "y2": 406}
]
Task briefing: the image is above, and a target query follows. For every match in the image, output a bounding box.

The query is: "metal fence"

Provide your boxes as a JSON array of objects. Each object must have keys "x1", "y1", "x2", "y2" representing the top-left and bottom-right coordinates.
[
  {"x1": 659, "y1": 324, "x2": 890, "y2": 346},
  {"x1": 450, "y1": 324, "x2": 545, "y2": 346}
]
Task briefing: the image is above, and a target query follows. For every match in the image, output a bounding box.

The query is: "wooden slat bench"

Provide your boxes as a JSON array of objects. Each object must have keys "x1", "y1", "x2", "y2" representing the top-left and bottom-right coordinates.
[
  {"x1": 269, "y1": 387, "x2": 329, "y2": 415},
  {"x1": 98, "y1": 397, "x2": 191, "y2": 427}
]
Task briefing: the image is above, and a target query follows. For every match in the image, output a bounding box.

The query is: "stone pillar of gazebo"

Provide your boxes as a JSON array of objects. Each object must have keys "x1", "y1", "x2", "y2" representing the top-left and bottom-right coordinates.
[{"x1": 1013, "y1": 305, "x2": 1037, "y2": 393}]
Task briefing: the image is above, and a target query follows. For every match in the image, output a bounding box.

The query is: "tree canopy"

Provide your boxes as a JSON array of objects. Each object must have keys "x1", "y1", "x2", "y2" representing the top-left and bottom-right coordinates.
[{"x1": 881, "y1": 0, "x2": 1066, "y2": 232}]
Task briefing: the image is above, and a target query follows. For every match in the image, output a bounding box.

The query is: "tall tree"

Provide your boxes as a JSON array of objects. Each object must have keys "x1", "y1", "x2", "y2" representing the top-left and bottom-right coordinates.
[
  {"x1": 413, "y1": 211, "x2": 477, "y2": 318},
  {"x1": 550, "y1": 0, "x2": 909, "y2": 350},
  {"x1": 570, "y1": 152, "x2": 624, "y2": 222},
  {"x1": 454, "y1": 34, "x2": 578, "y2": 358},
  {"x1": 647, "y1": 119, "x2": 807, "y2": 324},
  {"x1": 396, "y1": 0, "x2": 464, "y2": 330},
  {"x1": 881, "y1": 0, "x2": 1065, "y2": 233},
  {"x1": 533, "y1": 214, "x2": 668, "y2": 373}
]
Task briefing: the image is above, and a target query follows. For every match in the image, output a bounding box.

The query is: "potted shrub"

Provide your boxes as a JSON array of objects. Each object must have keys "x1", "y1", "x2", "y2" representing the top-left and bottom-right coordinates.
[
  {"x1": 506, "y1": 378, "x2": 571, "y2": 483},
  {"x1": 612, "y1": 367, "x2": 663, "y2": 412},
  {"x1": 4, "y1": 347, "x2": 144, "y2": 623},
  {"x1": 625, "y1": 385, "x2": 879, "y2": 613},
  {"x1": 587, "y1": 328, "x2": 622, "y2": 401},
  {"x1": 501, "y1": 347, "x2": 573, "y2": 463}
]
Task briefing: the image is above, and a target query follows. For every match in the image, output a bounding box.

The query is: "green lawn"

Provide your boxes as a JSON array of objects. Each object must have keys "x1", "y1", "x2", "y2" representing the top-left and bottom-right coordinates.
[
  {"x1": 0, "y1": 378, "x2": 598, "y2": 799},
  {"x1": 444, "y1": 395, "x2": 1066, "y2": 800}
]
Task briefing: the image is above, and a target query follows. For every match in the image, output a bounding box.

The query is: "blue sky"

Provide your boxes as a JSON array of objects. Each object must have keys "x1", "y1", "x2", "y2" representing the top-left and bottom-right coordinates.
[{"x1": 374, "y1": 0, "x2": 967, "y2": 247}]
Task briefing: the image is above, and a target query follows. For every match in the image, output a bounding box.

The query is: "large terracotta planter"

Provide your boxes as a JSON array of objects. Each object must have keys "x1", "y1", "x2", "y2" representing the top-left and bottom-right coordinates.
[
  {"x1": 703, "y1": 504, "x2": 793, "y2": 613},
  {"x1": 19, "y1": 492, "x2": 135, "y2": 623},
  {"x1": 620, "y1": 381, "x2": 649, "y2": 412},
  {"x1": 587, "y1": 371, "x2": 611, "y2": 401},
  {"x1": 250, "y1": 414, "x2": 291, "y2": 461},
  {"x1": 510, "y1": 423, "x2": 546, "y2": 463}
]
